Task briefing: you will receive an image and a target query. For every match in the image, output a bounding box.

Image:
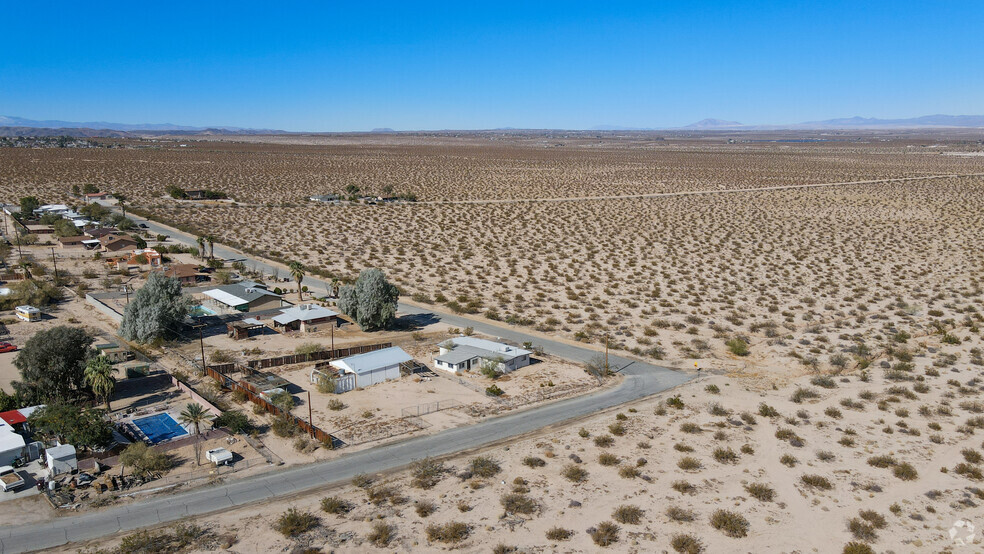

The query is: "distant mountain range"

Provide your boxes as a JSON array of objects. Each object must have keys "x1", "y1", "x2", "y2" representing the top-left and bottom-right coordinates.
[
  {"x1": 2, "y1": 114, "x2": 983, "y2": 136},
  {"x1": 0, "y1": 115, "x2": 282, "y2": 135},
  {"x1": 680, "y1": 114, "x2": 984, "y2": 130}
]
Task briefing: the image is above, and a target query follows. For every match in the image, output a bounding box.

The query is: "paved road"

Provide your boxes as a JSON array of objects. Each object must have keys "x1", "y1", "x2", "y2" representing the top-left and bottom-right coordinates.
[
  {"x1": 0, "y1": 210, "x2": 692, "y2": 553},
  {"x1": 0, "y1": 340, "x2": 690, "y2": 553}
]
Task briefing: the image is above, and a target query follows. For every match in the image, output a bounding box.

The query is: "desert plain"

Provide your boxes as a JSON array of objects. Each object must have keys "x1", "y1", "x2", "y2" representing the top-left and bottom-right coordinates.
[{"x1": 2, "y1": 130, "x2": 983, "y2": 552}]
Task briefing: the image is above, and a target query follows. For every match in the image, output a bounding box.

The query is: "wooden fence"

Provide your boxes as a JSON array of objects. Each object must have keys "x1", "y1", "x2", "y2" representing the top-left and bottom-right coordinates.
[
  {"x1": 203, "y1": 364, "x2": 342, "y2": 448},
  {"x1": 245, "y1": 342, "x2": 392, "y2": 370}
]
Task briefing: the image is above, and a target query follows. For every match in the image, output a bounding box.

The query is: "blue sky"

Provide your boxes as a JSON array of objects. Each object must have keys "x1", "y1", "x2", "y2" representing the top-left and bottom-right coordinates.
[{"x1": 1, "y1": 1, "x2": 982, "y2": 131}]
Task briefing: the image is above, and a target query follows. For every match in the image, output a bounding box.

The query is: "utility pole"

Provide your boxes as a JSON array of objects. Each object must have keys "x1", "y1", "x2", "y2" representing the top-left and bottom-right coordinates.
[
  {"x1": 605, "y1": 334, "x2": 610, "y2": 376},
  {"x1": 330, "y1": 321, "x2": 335, "y2": 353},
  {"x1": 308, "y1": 391, "x2": 314, "y2": 438},
  {"x1": 198, "y1": 326, "x2": 207, "y2": 376},
  {"x1": 49, "y1": 247, "x2": 58, "y2": 283}
]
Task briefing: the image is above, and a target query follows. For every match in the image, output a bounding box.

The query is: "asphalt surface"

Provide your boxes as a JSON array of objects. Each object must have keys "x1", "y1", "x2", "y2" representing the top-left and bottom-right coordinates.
[{"x1": 0, "y1": 209, "x2": 693, "y2": 553}]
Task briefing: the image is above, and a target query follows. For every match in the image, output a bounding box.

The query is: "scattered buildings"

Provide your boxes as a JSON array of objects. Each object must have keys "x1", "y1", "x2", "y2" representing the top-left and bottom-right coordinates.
[
  {"x1": 0, "y1": 406, "x2": 43, "y2": 466},
  {"x1": 57, "y1": 235, "x2": 89, "y2": 249},
  {"x1": 106, "y1": 248, "x2": 162, "y2": 270},
  {"x1": 434, "y1": 337, "x2": 532, "y2": 374},
  {"x1": 84, "y1": 192, "x2": 110, "y2": 203},
  {"x1": 272, "y1": 304, "x2": 339, "y2": 333}
]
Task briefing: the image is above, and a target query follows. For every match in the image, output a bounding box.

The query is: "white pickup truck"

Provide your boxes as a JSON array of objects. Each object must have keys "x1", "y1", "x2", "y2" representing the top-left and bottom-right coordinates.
[{"x1": 0, "y1": 465, "x2": 24, "y2": 492}]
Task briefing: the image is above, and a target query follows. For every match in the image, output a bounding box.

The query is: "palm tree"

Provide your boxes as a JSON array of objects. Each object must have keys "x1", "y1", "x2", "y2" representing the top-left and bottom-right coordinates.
[
  {"x1": 330, "y1": 279, "x2": 340, "y2": 298},
  {"x1": 196, "y1": 236, "x2": 205, "y2": 260},
  {"x1": 206, "y1": 235, "x2": 215, "y2": 260},
  {"x1": 115, "y1": 193, "x2": 127, "y2": 218},
  {"x1": 179, "y1": 403, "x2": 214, "y2": 465},
  {"x1": 84, "y1": 356, "x2": 118, "y2": 411},
  {"x1": 289, "y1": 261, "x2": 305, "y2": 302}
]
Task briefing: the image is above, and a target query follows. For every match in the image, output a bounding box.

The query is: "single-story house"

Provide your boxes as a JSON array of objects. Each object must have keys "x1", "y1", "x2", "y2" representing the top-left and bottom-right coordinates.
[
  {"x1": 0, "y1": 405, "x2": 43, "y2": 466},
  {"x1": 84, "y1": 227, "x2": 119, "y2": 239},
  {"x1": 201, "y1": 283, "x2": 285, "y2": 313},
  {"x1": 312, "y1": 346, "x2": 411, "y2": 393},
  {"x1": 107, "y1": 248, "x2": 162, "y2": 270},
  {"x1": 57, "y1": 235, "x2": 88, "y2": 249},
  {"x1": 84, "y1": 192, "x2": 110, "y2": 203},
  {"x1": 100, "y1": 234, "x2": 139, "y2": 253},
  {"x1": 434, "y1": 337, "x2": 532, "y2": 374},
  {"x1": 0, "y1": 420, "x2": 26, "y2": 467},
  {"x1": 272, "y1": 304, "x2": 339, "y2": 332},
  {"x1": 46, "y1": 444, "x2": 77, "y2": 476},
  {"x1": 164, "y1": 263, "x2": 203, "y2": 285}
]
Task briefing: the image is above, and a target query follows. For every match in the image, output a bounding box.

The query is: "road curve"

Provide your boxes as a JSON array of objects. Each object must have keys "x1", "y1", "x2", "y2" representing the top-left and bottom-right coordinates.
[
  {"x1": 0, "y1": 333, "x2": 690, "y2": 553},
  {"x1": 1, "y1": 239, "x2": 691, "y2": 553}
]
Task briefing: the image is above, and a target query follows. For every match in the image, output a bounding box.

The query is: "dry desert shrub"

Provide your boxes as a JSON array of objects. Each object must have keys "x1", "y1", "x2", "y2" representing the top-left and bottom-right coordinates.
[
  {"x1": 425, "y1": 521, "x2": 470, "y2": 543},
  {"x1": 590, "y1": 521, "x2": 620, "y2": 547},
  {"x1": 709, "y1": 509, "x2": 749, "y2": 538}
]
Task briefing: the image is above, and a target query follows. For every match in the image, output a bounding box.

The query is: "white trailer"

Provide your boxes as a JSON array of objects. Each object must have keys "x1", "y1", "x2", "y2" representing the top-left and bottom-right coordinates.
[{"x1": 205, "y1": 448, "x2": 233, "y2": 466}]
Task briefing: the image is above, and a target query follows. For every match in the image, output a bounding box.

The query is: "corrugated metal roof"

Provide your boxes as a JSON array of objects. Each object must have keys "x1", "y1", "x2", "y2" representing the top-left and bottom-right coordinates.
[
  {"x1": 330, "y1": 346, "x2": 412, "y2": 375},
  {"x1": 203, "y1": 288, "x2": 248, "y2": 307},
  {"x1": 447, "y1": 337, "x2": 532, "y2": 361},
  {"x1": 272, "y1": 304, "x2": 338, "y2": 325}
]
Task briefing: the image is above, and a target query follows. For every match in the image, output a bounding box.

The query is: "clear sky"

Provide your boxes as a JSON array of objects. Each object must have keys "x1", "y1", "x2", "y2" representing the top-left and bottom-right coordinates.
[{"x1": 1, "y1": 1, "x2": 982, "y2": 131}]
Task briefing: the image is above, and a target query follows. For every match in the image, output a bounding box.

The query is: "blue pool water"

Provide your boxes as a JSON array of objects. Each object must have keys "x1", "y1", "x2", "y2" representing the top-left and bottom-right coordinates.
[
  {"x1": 190, "y1": 304, "x2": 216, "y2": 317},
  {"x1": 133, "y1": 413, "x2": 188, "y2": 444}
]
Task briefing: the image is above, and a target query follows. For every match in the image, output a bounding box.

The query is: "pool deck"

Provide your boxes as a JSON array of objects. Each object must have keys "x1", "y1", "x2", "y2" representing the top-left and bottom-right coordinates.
[{"x1": 130, "y1": 412, "x2": 191, "y2": 444}]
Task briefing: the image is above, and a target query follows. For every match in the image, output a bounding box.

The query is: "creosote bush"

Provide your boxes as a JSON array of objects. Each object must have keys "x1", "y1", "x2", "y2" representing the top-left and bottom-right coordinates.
[
  {"x1": 801, "y1": 474, "x2": 833, "y2": 490},
  {"x1": 545, "y1": 527, "x2": 573, "y2": 541},
  {"x1": 320, "y1": 496, "x2": 351, "y2": 514},
  {"x1": 612, "y1": 505, "x2": 644, "y2": 525},
  {"x1": 469, "y1": 455, "x2": 501, "y2": 478},
  {"x1": 745, "y1": 482, "x2": 776, "y2": 501},
  {"x1": 367, "y1": 521, "x2": 394, "y2": 547},
  {"x1": 426, "y1": 521, "x2": 470, "y2": 543},
  {"x1": 671, "y1": 533, "x2": 704, "y2": 553},
  {"x1": 273, "y1": 508, "x2": 319, "y2": 537},
  {"x1": 590, "y1": 521, "x2": 620, "y2": 547},
  {"x1": 562, "y1": 464, "x2": 588, "y2": 483},
  {"x1": 710, "y1": 509, "x2": 749, "y2": 538}
]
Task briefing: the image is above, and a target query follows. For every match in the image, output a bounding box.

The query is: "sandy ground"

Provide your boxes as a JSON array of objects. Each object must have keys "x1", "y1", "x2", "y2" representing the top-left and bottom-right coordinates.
[{"x1": 62, "y1": 326, "x2": 984, "y2": 554}]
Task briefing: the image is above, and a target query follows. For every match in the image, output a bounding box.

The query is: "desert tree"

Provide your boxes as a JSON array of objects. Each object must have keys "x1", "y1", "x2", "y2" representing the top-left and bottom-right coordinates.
[
  {"x1": 115, "y1": 193, "x2": 128, "y2": 218},
  {"x1": 84, "y1": 356, "x2": 118, "y2": 411},
  {"x1": 179, "y1": 402, "x2": 214, "y2": 466},
  {"x1": 13, "y1": 325, "x2": 93, "y2": 404},
  {"x1": 119, "y1": 271, "x2": 191, "y2": 343},
  {"x1": 337, "y1": 268, "x2": 399, "y2": 331},
  {"x1": 289, "y1": 261, "x2": 305, "y2": 302}
]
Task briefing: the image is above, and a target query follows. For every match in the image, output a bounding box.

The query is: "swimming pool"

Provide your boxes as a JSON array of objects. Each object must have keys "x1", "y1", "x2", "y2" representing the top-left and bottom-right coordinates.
[
  {"x1": 132, "y1": 413, "x2": 189, "y2": 444},
  {"x1": 189, "y1": 304, "x2": 216, "y2": 317}
]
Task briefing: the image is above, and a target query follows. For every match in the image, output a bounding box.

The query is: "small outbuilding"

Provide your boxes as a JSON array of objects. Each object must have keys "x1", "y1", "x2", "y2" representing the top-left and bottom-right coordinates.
[
  {"x1": 317, "y1": 346, "x2": 412, "y2": 393},
  {"x1": 46, "y1": 444, "x2": 77, "y2": 476}
]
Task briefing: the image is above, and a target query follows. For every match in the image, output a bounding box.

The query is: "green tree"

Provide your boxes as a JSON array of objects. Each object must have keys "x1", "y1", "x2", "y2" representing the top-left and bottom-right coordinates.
[
  {"x1": 288, "y1": 261, "x2": 305, "y2": 302},
  {"x1": 119, "y1": 272, "x2": 191, "y2": 343},
  {"x1": 115, "y1": 193, "x2": 128, "y2": 218},
  {"x1": 84, "y1": 356, "x2": 118, "y2": 411},
  {"x1": 52, "y1": 218, "x2": 78, "y2": 237},
  {"x1": 196, "y1": 236, "x2": 205, "y2": 260},
  {"x1": 119, "y1": 442, "x2": 173, "y2": 479},
  {"x1": 179, "y1": 403, "x2": 214, "y2": 465},
  {"x1": 82, "y1": 183, "x2": 99, "y2": 194},
  {"x1": 337, "y1": 268, "x2": 400, "y2": 331},
  {"x1": 206, "y1": 235, "x2": 215, "y2": 260},
  {"x1": 18, "y1": 196, "x2": 40, "y2": 218},
  {"x1": 13, "y1": 326, "x2": 93, "y2": 404},
  {"x1": 28, "y1": 402, "x2": 113, "y2": 449}
]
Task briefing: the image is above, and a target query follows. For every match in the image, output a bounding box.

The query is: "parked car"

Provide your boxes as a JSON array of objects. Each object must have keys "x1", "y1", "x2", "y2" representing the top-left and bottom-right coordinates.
[{"x1": 0, "y1": 342, "x2": 17, "y2": 353}]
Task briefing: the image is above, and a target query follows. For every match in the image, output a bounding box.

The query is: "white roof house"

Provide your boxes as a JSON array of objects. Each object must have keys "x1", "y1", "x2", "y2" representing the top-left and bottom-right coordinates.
[
  {"x1": 434, "y1": 337, "x2": 533, "y2": 374},
  {"x1": 321, "y1": 346, "x2": 411, "y2": 392},
  {"x1": 272, "y1": 304, "x2": 338, "y2": 332},
  {"x1": 0, "y1": 421, "x2": 26, "y2": 467}
]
